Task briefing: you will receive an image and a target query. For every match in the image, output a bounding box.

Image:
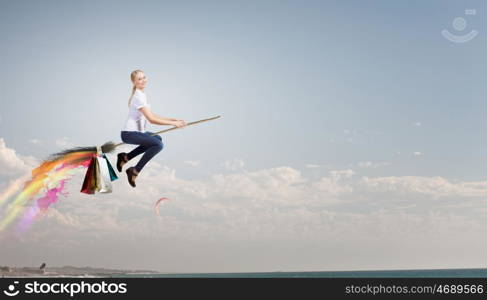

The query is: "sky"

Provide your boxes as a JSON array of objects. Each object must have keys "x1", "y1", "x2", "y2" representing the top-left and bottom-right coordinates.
[{"x1": 1, "y1": 0, "x2": 487, "y2": 273}]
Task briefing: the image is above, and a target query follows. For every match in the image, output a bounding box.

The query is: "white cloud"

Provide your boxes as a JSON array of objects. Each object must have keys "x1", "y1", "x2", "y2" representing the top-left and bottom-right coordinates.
[
  {"x1": 413, "y1": 122, "x2": 421, "y2": 127},
  {"x1": 223, "y1": 158, "x2": 245, "y2": 171},
  {"x1": 29, "y1": 139, "x2": 41, "y2": 145},
  {"x1": 5, "y1": 141, "x2": 487, "y2": 272},
  {"x1": 305, "y1": 164, "x2": 321, "y2": 168},
  {"x1": 0, "y1": 138, "x2": 32, "y2": 176},
  {"x1": 55, "y1": 137, "x2": 74, "y2": 149},
  {"x1": 357, "y1": 161, "x2": 390, "y2": 168},
  {"x1": 0, "y1": 173, "x2": 31, "y2": 205},
  {"x1": 25, "y1": 163, "x2": 487, "y2": 242},
  {"x1": 341, "y1": 129, "x2": 355, "y2": 143},
  {"x1": 25, "y1": 165, "x2": 487, "y2": 240},
  {"x1": 413, "y1": 152, "x2": 423, "y2": 156},
  {"x1": 359, "y1": 176, "x2": 487, "y2": 198},
  {"x1": 358, "y1": 161, "x2": 373, "y2": 168},
  {"x1": 330, "y1": 169, "x2": 355, "y2": 180},
  {"x1": 184, "y1": 160, "x2": 200, "y2": 167},
  {"x1": 0, "y1": 138, "x2": 38, "y2": 206}
]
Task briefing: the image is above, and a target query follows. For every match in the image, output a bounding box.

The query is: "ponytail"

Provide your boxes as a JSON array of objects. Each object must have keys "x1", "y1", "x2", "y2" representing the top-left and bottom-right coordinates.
[
  {"x1": 128, "y1": 85, "x2": 136, "y2": 106},
  {"x1": 128, "y1": 69, "x2": 144, "y2": 106}
]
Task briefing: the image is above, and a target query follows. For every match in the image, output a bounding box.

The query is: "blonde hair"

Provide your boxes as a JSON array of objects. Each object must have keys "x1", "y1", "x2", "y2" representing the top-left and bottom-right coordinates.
[{"x1": 128, "y1": 69, "x2": 144, "y2": 106}]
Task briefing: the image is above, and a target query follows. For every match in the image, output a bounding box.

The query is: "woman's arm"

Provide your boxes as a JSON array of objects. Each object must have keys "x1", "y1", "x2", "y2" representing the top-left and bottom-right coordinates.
[
  {"x1": 152, "y1": 113, "x2": 187, "y2": 125},
  {"x1": 152, "y1": 113, "x2": 180, "y2": 122},
  {"x1": 139, "y1": 107, "x2": 186, "y2": 127}
]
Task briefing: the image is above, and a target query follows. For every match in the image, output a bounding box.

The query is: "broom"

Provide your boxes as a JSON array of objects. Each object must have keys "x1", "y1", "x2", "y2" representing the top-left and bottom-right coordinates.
[
  {"x1": 49, "y1": 116, "x2": 221, "y2": 160},
  {"x1": 47, "y1": 116, "x2": 221, "y2": 194}
]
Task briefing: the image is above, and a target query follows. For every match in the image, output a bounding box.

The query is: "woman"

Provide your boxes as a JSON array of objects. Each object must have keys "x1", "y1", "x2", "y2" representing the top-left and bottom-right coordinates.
[{"x1": 117, "y1": 70, "x2": 186, "y2": 187}]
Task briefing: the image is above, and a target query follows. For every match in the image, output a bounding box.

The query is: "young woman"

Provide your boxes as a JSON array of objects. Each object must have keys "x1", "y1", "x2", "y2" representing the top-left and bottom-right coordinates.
[{"x1": 117, "y1": 70, "x2": 186, "y2": 187}]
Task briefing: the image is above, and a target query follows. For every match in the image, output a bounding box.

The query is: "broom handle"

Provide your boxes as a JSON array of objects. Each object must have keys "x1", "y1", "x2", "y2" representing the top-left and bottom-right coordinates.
[{"x1": 113, "y1": 116, "x2": 221, "y2": 148}]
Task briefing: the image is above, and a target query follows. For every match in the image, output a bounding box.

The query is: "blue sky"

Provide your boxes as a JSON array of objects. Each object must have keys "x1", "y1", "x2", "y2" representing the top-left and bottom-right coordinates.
[
  {"x1": 0, "y1": 0, "x2": 486, "y2": 179},
  {"x1": 1, "y1": 0, "x2": 487, "y2": 272},
  {"x1": 1, "y1": 1, "x2": 485, "y2": 178}
]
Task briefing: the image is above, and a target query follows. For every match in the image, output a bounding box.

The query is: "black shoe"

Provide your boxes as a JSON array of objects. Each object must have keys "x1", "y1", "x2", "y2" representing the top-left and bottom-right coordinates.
[
  {"x1": 117, "y1": 153, "x2": 128, "y2": 172},
  {"x1": 126, "y1": 167, "x2": 138, "y2": 188}
]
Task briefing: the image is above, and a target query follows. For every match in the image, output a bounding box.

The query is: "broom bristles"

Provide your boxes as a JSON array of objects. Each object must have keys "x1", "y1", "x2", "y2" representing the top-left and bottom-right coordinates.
[
  {"x1": 101, "y1": 142, "x2": 117, "y2": 154},
  {"x1": 46, "y1": 141, "x2": 116, "y2": 163},
  {"x1": 47, "y1": 146, "x2": 97, "y2": 162}
]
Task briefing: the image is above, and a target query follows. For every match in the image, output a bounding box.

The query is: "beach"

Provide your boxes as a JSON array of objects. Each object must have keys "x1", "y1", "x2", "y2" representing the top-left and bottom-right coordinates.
[{"x1": 0, "y1": 266, "x2": 158, "y2": 278}]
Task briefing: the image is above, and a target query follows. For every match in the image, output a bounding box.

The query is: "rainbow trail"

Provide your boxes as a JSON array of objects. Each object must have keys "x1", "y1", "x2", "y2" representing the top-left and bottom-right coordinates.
[{"x1": 0, "y1": 151, "x2": 94, "y2": 233}]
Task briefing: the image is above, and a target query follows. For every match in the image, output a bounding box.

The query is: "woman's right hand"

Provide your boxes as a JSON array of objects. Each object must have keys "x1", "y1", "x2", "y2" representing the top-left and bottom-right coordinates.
[{"x1": 174, "y1": 120, "x2": 186, "y2": 128}]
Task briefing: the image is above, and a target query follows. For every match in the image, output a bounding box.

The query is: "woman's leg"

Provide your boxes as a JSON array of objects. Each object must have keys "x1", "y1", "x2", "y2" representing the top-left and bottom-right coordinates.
[
  {"x1": 121, "y1": 131, "x2": 164, "y2": 172},
  {"x1": 134, "y1": 132, "x2": 163, "y2": 172},
  {"x1": 126, "y1": 145, "x2": 149, "y2": 161},
  {"x1": 125, "y1": 132, "x2": 162, "y2": 160}
]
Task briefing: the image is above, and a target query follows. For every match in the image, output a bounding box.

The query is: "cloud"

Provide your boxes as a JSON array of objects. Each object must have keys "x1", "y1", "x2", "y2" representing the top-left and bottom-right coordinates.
[
  {"x1": 341, "y1": 129, "x2": 356, "y2": 143},
  {"x1": 0, "y1": 138, "x2": 33, "y2": 177},
  {"x1": 222, "y1": 158, "x2": 245, "y2": 171},
  {"x1": 305, "y1": 164, "x2": 321, "y2": 169},
  {"x1": 357, "y1": 161, "x2": 390, "y2": 168},
  {"x1": 28, "y1": 163, "x2": 487, "y2": 242},
  {"x1": 359, "y1": 176, "x2": 487, "y2": 198},
  {"x1": 0, "y1": 138, "x2": 38, "y2": 208},
  {"x1": 0, "y1": 174, "x2": 31, "y2": 206},
  {"x1": 330, "y1": 169, "x2": 355, "y2": 180},
  {"x1": 29, "y1": 165, "x2": 487, "y2": 240},
  {"x1": 184, "y1": 160, "x2": 200, "y2": 167},
  {"x1": 413, "y1": 122, "x2": 421, "y2": 127},
  {"x1": 5, "y1": 140, "x2": 487, "y2": 272},
  {"x1": 55, "y1": 137, "x2": 74, "y2": 149},
  {"x1": 29, "y1": 139, "x2": 42, "y2": 145},
  {"x1": 413, "y1": 152, "x2": 423, "y2": 156}
]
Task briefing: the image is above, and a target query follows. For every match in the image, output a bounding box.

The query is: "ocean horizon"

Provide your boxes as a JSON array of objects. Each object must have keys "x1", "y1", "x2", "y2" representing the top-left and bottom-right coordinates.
[{"x1": 117, "y1": 268, "x2": 487, "y2": 278}]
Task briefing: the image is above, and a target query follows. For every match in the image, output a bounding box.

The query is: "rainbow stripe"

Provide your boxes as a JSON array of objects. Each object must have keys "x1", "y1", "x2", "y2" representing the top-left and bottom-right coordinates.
[{"x1": 0, "y1": 151, "x2": 94, "y2": 232}]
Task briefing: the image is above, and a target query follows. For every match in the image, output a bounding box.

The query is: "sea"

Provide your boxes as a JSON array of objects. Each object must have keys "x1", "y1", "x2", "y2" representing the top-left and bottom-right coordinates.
[{"x1": 118, "y1": 268, "x2": 487, "y2": 278}]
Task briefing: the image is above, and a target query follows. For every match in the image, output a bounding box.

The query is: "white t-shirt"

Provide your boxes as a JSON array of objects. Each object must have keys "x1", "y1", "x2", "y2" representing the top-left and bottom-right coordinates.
[{"x1": 123, "y1": 89, "x2": 151, "y2": 132}]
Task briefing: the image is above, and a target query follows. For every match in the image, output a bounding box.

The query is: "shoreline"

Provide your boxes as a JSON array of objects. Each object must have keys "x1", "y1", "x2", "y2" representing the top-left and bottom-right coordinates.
[{"x1": 0, "y1": 266, "x2": 159, "y2": 278}]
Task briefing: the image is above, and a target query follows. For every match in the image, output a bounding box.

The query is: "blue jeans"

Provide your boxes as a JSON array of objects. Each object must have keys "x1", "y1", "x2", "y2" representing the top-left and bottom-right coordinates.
[{"x1": 121, "y1": 131, "x2": 164, "y2": 172}]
